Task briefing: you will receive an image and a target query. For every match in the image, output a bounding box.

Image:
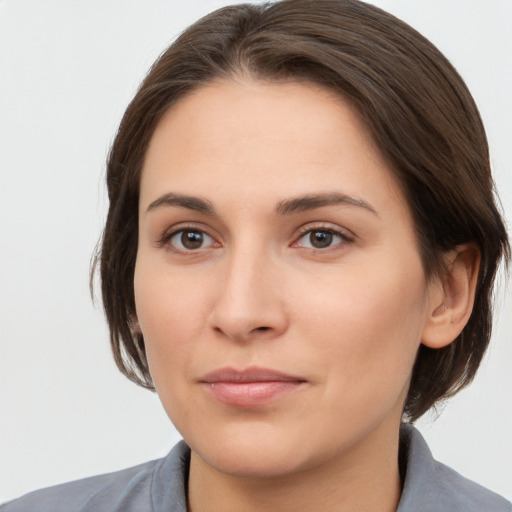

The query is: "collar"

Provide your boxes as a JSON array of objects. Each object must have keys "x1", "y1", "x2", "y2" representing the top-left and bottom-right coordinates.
[{"x1": 151, "y1": 425, "x2": 510, "y2": 512}]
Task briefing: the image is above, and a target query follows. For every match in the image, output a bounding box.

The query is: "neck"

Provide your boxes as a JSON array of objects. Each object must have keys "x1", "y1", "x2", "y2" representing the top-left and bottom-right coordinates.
[{"x1": 187, "y1": 423, "x2": 403, "y2": 512}]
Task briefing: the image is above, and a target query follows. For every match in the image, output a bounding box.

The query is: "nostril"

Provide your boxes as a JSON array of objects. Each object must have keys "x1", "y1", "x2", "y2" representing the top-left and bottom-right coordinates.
[{"x1": 256, "y1": 326, "x2": 270, "y2": 331}]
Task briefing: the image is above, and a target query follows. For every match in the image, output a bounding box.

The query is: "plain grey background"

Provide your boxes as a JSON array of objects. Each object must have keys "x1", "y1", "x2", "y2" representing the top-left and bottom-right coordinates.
[{"x1": 1, "y1": 0, "x2": 511, "y2": 504}]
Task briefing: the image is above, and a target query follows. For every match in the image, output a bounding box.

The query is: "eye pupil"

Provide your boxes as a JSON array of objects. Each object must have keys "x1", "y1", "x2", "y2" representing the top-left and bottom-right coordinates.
[
  {"x1": 310, "y1": 230, "x2": 332, "y2": 248},
  {"x1": 181, "y1": 230, "x2": 203, "y2": 249}
]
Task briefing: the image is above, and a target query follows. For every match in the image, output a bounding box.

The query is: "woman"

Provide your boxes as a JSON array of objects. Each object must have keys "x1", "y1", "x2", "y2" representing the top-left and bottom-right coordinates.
[{"x1": 2, "y1": 0, "x2": 510, "y2": 510}]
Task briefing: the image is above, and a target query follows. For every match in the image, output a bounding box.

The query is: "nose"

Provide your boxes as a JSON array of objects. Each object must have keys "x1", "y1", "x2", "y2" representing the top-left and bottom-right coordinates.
[{"x1": 208, "y1": 246, "x2": 289, "y2": 343}]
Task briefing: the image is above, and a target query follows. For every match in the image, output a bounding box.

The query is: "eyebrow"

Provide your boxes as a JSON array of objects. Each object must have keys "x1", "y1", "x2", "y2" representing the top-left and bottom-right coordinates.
[
  {"x1": 146, "y1": 193, "x2": 214, "y2": 214},
  {"x1": 145, "y1": 191, "x2": 378, "y2": 217},
  {"x1": 275, "y1": 193, "x2": 378, "y2": 216}
]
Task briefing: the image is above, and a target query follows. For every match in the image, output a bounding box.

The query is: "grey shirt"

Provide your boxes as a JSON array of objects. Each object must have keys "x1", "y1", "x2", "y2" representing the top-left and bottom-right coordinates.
[{"x1": 2, "y1": 425, "x2": 510, "y2": 511}]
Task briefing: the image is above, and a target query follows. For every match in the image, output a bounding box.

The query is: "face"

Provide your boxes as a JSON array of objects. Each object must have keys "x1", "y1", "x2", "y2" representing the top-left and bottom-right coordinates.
[{"x1": 134, "y1": 79, "x2": 436, "y2": 478}]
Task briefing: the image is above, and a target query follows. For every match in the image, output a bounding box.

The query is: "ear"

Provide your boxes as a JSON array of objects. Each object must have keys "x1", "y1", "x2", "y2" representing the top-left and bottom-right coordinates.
[{"x1": 421, "y1": 244, "x2": 481, "y2": 349}]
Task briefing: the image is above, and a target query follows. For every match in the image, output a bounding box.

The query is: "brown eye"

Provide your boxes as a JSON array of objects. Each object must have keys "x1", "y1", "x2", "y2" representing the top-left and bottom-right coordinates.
[
  {"x1": 297, "y1": 229, "x2": 347, "y2": 250},
  {"x1": 309, "y1": 231, "x2": 333, "y2": 248},
  {"x1": 182, "y1": 230, "x2": 203, "y2": 249},
  {"x1": 169, "y1": 229, "x2": 214, "y2": 251}
]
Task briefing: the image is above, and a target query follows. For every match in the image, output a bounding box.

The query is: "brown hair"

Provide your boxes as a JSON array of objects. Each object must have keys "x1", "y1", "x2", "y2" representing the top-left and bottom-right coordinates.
[{"x1": 93, "y1": 0, "x2": 510, "y2": 422}]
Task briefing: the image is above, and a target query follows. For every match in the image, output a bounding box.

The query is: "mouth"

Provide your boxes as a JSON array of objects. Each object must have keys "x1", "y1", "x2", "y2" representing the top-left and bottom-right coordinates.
[{"x1": 199, "y1": 366, "x2": 308, "y2": 407}]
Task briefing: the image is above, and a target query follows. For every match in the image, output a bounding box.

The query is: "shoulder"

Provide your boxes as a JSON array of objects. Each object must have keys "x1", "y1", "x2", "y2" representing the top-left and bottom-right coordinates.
[
  {"x1": 0, "y1": 460, "x2": 159, "y2": 512},
  {"x1": 398, "y1": 424, "x2": 511, "y2": 512},
  {"x1": 0, "y1": 441, "x2": 190, "y2": 512},
  {"x1": 433, "y1": 460, "x2": 511, "y2": 511}
]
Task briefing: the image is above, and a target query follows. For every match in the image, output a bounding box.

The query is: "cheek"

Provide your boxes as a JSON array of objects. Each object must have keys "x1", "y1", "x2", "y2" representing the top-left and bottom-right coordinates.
[
  {"x1": 134, "y1": 260, "x2": 217, "y2": 434},
  {"x1": 133, "y1": 258, "x2": 213, "y2": 383},
  {"x1": 294, "y1": 258, "x2": 427, "y2": 393}
]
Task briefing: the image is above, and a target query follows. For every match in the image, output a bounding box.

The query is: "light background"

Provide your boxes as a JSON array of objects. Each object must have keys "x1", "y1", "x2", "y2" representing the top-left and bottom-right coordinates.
[{"x1": 0, "y1": 0, "x2": 510, "y2": 504}]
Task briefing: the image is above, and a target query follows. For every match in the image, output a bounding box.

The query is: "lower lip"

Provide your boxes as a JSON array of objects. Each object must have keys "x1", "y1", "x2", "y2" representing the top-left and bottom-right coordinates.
[{"x1": 202, "y1": 381, "x2": 304, "y2": 407}]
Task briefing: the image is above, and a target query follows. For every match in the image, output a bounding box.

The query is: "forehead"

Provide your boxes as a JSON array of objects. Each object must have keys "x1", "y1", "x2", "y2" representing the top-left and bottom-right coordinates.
[{"x1": 140, "y1": 78, "x2": 408, "y2": 217}]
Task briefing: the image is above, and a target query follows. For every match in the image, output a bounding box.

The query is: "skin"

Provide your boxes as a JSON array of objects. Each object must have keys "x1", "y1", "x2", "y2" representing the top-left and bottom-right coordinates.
[{"x1": 134, "y1": 79, "x2": 478, "y2": 512}]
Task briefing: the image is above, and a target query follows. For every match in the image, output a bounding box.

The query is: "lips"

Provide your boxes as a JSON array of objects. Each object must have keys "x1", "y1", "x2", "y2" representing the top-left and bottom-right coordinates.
[{"x1": 200, "y1": 366, "x2": 307, "y2": 407}]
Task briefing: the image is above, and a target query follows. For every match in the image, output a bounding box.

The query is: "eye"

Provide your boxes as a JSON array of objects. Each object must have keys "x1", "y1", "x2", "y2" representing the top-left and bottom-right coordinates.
[
  {"x1": 167, "y1": 229, "x2": 216, "y2": 251},
  {"x1": 295, "y1": 228, "x2": 349, "y2": 250}
]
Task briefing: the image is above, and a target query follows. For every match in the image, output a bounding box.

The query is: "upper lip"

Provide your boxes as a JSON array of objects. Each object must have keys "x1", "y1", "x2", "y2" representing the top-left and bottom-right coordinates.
[{"x1": 200, "y1": 366, "x2": 306, "y2": 383}]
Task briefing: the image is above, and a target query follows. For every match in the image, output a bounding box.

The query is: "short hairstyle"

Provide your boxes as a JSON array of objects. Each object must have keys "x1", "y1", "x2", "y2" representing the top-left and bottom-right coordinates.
[{"x1": 93, "y1": 0, "x2": 510, "y2": 422}]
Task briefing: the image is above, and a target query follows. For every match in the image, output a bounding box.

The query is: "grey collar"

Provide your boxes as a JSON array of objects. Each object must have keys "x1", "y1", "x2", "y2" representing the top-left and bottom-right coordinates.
[{"x1": 150, "y1": 425, "x2": 510, "y2": 512}]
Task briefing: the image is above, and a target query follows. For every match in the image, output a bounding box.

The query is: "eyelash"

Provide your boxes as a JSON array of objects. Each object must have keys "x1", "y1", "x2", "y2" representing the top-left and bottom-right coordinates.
[
  {"x1": 293, "y1": 224, "x2": 354, "y2": 251},
  {"x1": 157, "y1": 223, "x2": 353, "y2": 254},
  {"x1": 157, "y1": 223, "x2": 218, "y2": 253}
]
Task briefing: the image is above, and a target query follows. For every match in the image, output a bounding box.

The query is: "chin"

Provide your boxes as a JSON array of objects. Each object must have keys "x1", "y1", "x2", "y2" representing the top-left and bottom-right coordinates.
[
  {"x1": 187, "y1": 424, "x2": 316, "y2": 478},
  {"x1": 200, "y1": 447, "x2": 305, "y2": 479}
]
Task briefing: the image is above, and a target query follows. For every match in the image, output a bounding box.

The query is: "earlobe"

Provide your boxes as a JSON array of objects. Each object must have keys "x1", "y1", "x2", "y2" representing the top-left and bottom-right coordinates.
[{"x1": 421, "y1": 244, "x2": 480, "y2": 349}]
